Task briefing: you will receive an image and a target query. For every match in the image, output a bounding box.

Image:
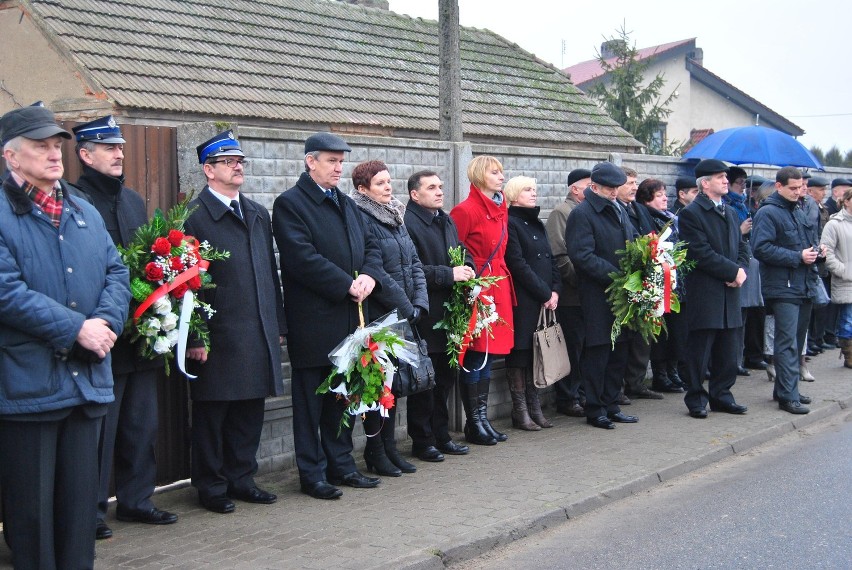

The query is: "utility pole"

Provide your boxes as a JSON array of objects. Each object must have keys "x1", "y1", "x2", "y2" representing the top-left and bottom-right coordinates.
[{"x1": 438, "y1": 0, "x2": 462, "y2": 142}]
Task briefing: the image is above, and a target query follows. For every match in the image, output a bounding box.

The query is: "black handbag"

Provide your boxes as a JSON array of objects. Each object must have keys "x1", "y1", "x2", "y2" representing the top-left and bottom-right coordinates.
[{"x1": 391, "y1": 325, "x2": 436, "y2": 398}]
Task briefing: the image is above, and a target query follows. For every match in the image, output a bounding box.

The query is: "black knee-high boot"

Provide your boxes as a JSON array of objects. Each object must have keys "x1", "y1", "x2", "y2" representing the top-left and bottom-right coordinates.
[
  {"x1": 362, "y1": 411, "x2": 401, "y2": 477},
  {"x1": 478, "y1": 377, "x2": 508, "y2": 442},
  {"x1": 459, "y1": 381, "x2": 497, "y2": 445},
  {"x1": 381, "y1": 406, "x2": 416, "y2": 473}
]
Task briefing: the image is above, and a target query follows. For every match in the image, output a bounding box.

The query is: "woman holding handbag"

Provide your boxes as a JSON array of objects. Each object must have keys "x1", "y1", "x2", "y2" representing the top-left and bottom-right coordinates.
[
  {"x1": 450, "y1": 156, "x2": 516, "y2": 445},
  {"x1": 351, "y1": 160, "x2": 429, "y2": 476},
  {"x1": 503, "y1": 176, "x2": 562, "y2": 430}
]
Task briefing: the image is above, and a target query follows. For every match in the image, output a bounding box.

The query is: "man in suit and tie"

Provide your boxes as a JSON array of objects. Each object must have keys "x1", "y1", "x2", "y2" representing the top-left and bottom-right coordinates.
[{"x1": 678, "y1": 159, "x2": 750, "y2": 419}]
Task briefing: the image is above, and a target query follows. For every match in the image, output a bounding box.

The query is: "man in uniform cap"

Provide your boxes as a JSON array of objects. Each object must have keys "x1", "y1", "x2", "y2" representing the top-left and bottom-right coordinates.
[
  {"x1": 71, "y1": 116, "x2": 178, "y2": 538},
  {"x1": 679, "y1": 159, "x2": 750, "y2": 418},
  {"x1": 670, "y1": 176, "x2": 698, "y2": 215},
  {"x1": 545, "y1": 167, "x2": 591, "y2": 416},
  {"x1": 272, "y1": 132, "x2": 384, "y2": 498},
  {"x1": 184, "y1": 130, "x2": 286, "y2": 513},
  {"x1": 565, "y1": 162, "x2": 640, "y2": 429},
  {"x1": 0, "y1": 105, "x2": 130, "y2": 567}
]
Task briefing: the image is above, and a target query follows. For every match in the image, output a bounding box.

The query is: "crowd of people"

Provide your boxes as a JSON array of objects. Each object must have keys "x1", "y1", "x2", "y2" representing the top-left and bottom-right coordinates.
[{"x1": 1, "y1": 103, "x2": 850, "y2": 569}]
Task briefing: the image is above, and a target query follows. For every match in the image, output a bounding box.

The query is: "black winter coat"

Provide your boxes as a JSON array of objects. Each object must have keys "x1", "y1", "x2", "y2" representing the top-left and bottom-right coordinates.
[
  {"x1": 621, "y1": 199, "x2": 655, "y2": 236},
  {"x1": 72, "y1": 165, "x2": 161, "y2": 375},
  {"x1": 272, "y1": 172, "x2": 385, "y2": 369},
  {"x1": 184, "y1": 188, "x2": 286, "y2": 400},
  {"x1": 355, "y1": 202, "x2": 428, "y2": 322},
  {"x1": 404, "y1": 201, "x2": 474, "y2": 355},
  {"x1": 678, "y1": 193, "x2": 749, "y2": 331},
  {"x1": 566, "y1": 188, "x2": 638, "y2": 347},
  {"x1": 751, "y1": 192, "x2": 819, "y2": 302},
  {"x1": 506, "y1": 206, "x2": 561, "y2": 351}
]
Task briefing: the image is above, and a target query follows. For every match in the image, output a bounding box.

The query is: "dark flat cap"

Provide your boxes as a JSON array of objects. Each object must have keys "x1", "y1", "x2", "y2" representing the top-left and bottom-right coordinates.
[
  {"x1": 831, "y1": 178, "x2": 852, "y2": 188},
  {"x1": 808, "y1": 176, "x2": 829, "y2": 188},
  {"x1": 0, "y1": 105, "x2": 71, "y2": 145},
  {"x1": 304, "y1": 132, "x2": 351, "y2": 154},
  {"x1": 567, "y1": 168, "x2": 592, "y2": 187},
  {"x1": 675, "y1": 176, "x2": 697, "y2": 191},
  {"x1": 196, "y1": 130, "x2": 244, "y2": 164},
  {"x1": 591, "y1": 162, "x2": 627, "y2": 188},
  {"x1": 694, "y1": 159, "x2": 728, "y2": 178}
]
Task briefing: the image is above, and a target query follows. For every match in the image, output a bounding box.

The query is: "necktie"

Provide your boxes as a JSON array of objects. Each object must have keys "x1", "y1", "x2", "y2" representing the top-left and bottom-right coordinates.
[
  {"x1": 230, "y1": 199, "x2": 243, "y2": 220},
  {"x1": 325, "y1": 189, "x2": 340, "y2": 208},
  {"x1": 716, "y1": 203, "x2": 726, "y2": 216}
]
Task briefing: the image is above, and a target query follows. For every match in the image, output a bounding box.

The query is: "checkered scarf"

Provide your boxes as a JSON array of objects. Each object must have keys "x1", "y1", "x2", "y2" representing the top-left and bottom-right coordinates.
[{"x1": 24, "y1": 181, "x2": 64, "y2": 228}]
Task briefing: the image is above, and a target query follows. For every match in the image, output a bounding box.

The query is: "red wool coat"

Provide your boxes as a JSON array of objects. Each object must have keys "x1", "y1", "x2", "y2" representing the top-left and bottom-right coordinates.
[{"x1": 450, "y1": 185, "x2": 516, "y2": 355}]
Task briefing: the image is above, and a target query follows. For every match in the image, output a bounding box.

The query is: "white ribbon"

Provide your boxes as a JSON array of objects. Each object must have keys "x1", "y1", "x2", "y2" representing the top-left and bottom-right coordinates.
[{"x1": 176, "y1": 290, "x2": 196, "y2": 379}]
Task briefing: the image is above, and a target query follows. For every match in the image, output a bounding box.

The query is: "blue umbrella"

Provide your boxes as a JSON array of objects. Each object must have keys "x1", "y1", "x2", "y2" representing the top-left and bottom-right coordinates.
[{"x1": 683, "y1": 125, "x2": 823, "y2": 169}]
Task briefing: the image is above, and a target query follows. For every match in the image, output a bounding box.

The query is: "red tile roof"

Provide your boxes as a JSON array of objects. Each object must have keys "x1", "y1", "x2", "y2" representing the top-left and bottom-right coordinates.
[
  {"x1": 681, "y1": 128, "x2": 714, "y2": 153},
  {"x1": 564, "y1": 38, "x2": 696, "y2": 86}
]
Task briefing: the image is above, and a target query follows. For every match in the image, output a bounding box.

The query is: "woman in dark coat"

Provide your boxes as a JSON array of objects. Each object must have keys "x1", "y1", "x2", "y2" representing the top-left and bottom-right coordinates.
[
  {"x1": 350, "y1": 160, "x2": 428, "y2": 477},
  {"x1": 503, "y1": 176, "x2": 561, "y2": 431}
]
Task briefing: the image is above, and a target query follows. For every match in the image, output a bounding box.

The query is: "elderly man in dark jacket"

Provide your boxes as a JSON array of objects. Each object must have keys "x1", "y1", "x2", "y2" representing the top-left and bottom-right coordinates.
[
  {"x1": 70, "y1": 116, "x2": 177, "y2": 539},
  {"x1": 0, "y1": 105, "x2": 130, "y2": 568},
  {"x1": 404, "y1": 170, "x2": 474, "y2": 459},
  {"x1": 273, "y1": 132, "x2": 384, "y2": 500},
  {"x1": 679, "y1": 159, "x2": 750, "y2": 419},
  {"x1": 751, "y1": 167, "x2": 821, "y2": 414},
  {"x1": 184, "y1": 131, "x2": 286, "y2": 514},
  {"x1": 566, "y1": 162, "x2": 639, "y2": 429}
]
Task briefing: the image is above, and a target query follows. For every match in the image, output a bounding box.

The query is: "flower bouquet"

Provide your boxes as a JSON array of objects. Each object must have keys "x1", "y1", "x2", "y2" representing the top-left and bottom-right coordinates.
[
  {"x1": 317, "y1": 308, "x2": 420, "y2": 434},
  {"x1": 434, "y1": 246, "x2": 505, "y2": 369},
  {"x1": 606, "y1": 223, "x2": 692, "y2": 346},
  {"x1": 118, "y1": 201, "x2": 230, "y2": 377}
]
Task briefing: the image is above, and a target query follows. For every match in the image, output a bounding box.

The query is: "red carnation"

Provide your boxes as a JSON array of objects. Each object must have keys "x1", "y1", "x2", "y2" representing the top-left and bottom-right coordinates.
[
  {"x1": 145, "y1": 262, "x2": 164, "y2": 282},
  {"x1": 188, "y1": 275, "x2": 202, "y2": 290},
  {"x1": 167, "y1": 229, "x2": 185, "y2": 247},
  {"x1": 172, "y1": 283, "x2": 189, "y2": 299},
  {"x1": 379, "y1": 386, "x2": 395, "y2": 410},
  {"x1": 152, "y1": 237, "x2": 171, "y2": 256},
  {"x1": 170, "y1": 256, "x2": 184, "y2": 271}
]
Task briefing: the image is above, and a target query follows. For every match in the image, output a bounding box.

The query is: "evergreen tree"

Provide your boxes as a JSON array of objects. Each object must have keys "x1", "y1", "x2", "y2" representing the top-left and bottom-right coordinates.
[
  {"x1": 810, "y1": 146, "x2": 825, "y2": 165},
  {"x1": 824, "y1": 146, "x2": 843, "y2": 167}
]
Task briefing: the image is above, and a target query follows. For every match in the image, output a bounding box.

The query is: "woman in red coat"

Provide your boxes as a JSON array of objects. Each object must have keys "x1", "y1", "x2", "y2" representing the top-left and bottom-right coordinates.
[{"x1": 450, "y1": 156, "x2": 516, "y2": 445}]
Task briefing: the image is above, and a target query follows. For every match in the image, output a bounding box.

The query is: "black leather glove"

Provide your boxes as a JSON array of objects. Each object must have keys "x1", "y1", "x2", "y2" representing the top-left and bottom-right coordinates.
[{"x1": 408, "y1": 306, "x2": 422, "y2": 325}]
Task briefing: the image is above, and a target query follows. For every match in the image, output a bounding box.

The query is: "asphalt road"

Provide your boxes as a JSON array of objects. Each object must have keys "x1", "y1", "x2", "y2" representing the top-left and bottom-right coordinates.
[{"x1": 454, "y1": 412, "x2": 852, "y2": 570}]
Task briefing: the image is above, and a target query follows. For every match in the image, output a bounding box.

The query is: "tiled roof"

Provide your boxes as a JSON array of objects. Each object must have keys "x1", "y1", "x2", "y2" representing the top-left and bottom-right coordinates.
[
  {"x1": 565, "y1": 38, "x2": 695, "y2": 86},
  {"x1": 24, "y1": 0, "x2": 641, "y2": 150},
  {"x1": 682, "y1": 128, "x2": 714, "y2": 153}
]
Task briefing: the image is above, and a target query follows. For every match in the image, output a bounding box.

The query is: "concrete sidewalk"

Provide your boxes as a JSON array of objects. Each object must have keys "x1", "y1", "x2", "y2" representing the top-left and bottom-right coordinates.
[{"x1": 6, "y1": 351, "x2": 850, "y2": 569}]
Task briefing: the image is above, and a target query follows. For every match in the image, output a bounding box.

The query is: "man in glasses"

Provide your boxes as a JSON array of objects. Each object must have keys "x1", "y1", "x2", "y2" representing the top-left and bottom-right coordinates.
[
  {"x1": 70, "y1": 115, "x2": 178, "y2": 540},
  {"x1": 184, "y1": 130, "x2": 286, "y2": 514}
]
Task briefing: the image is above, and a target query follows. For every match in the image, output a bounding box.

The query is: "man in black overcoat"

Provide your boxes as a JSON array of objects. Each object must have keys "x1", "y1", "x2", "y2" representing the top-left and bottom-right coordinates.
[
  {"x1": 565, "y1": 162, "x2": 639, "y2": 429},
  {"x1": 272, "y1": 132, "x2": 384, "y2": 499},
  {"x1": 71, "y1": 116, "x2": 177, "y2": 539},
  {"x1": 184, "y1": 131, "x2": 286, "y2": 513},
  {"x1": 678, "y1": 159, "x2": 750, "y2": 419},
  {"x1": 404, "y1": 170, "x2": 474, "y2": 461}
]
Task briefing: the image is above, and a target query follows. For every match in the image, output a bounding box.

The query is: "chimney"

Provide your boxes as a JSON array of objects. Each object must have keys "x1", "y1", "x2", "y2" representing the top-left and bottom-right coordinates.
[
  {"x1": 600, "y1": 39, "x2": 626, "y2": 59},
  {"x1": 687, "y1": 47, "x2": 704, "y2": 66},
  {"x1": 339, "y1": 0, "x2": 389, "y2": 8}
]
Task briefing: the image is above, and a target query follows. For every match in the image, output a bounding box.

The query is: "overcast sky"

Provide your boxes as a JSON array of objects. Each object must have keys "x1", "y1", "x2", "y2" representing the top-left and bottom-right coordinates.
[{"x1": 387, "y1": 0, "x2": 851, "y2": 153}]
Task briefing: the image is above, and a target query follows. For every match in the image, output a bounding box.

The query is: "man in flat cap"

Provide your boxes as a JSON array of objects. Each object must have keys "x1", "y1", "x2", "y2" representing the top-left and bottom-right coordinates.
[
  {"x1": 0, "y1": 105, "x2": 130, "y2": 567},
  {"x1": 545, "y1": 167, "x2": 590, "y2": 416},
  {"x1": 826, "y1": 178, "x2": 851, "y2": 216},
  {"x1": 669, "y1": 176, "x2": 698, "y2": 215},
  {"x1": 272, "y1": 132, "x2": 383, "y2": 499},
  {"x1": 566, "y1": 162, "x2": 639, "y2": 429},
  {"x1": 184, "y1": 130, "x2": 286, "y2": 513},
  {"x1": 69, "y1": 116, "x2": 177, "y2": 539},
  {"x1": 804, "y1": 176, "x2": 834, "y2": 355},
  {"x1": 679, "y1": 159, "x2": 750, "y2": 419}
]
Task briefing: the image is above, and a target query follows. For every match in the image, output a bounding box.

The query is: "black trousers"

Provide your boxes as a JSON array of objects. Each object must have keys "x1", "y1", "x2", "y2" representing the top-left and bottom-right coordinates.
[
  {"x1": 554, "y1": 305, "x2": 585, "y2": 406},
  {"x1": 97, "y1": 368, "x2": 159, "y2": 520},
  {"x1": 191, "y1": 398, "x2": 265, "y2": 500},
  {"x1": 290, "y1": 366, "x2": 356, "y2": 484},
  {"x1": 743, "y1": 306, "x2": 766, "y2": 362},
  {"x1": 0, "y1": 407, "x2": 100, "y2": 570},
  {"x1": 684, "y1": 327, "x2": 740, "y2": 412},
  {"x1": 623, "y1": 334, "x2": 652, "y2": 393},
  {"x1": 580, "y1": 341, "x2": 628, "y2": 419},
  {"x1": 407, "y1": 354, "x2": 456, "y2": 449}
]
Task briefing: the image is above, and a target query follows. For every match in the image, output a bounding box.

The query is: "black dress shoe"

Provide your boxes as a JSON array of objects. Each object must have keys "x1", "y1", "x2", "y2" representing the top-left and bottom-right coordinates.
[
  {"x1": 228, "y1": 486, "x2": 277, "y2": 504},
  {"x1": 745, "y1": 359, "x2": 768, "y2": 370},
  {"x1": 436, "y1": 440, "x2": 470, "y2": 455},
  {"x1": 617, "y1": 393, "x2": 632, "y2": 406},
  {"x1": 116, "y1": 506, "x2": 179, "y2": 524},
  {"x1": 650, "y1": 383, "x2": 682, "y2": 394},
  {"x1": 779, "y1": 400, "x2": 810, "y2": 414},
  {"x1": 608, "y1": 411, "x2": 639, "y2": 423},
  {"x1": 199, "y1": 496, "x2": 235, "y2": 514},
  {"x1": 631, "y1": 387, "x2": 665, "y2": 399},
  {"x1": 688, "y1": 409, "x2": 708, "y2": 419},
  {"x1": 586, "y1": 416, "x2": 615, "y2": 429},
  {"x1": 708, "y1": 400, "x2": 748, "y2": 414},
  {"x1": 556, "y1": 401, "x2": 586, "y2": 416},
  {"x1": 820, "y1": 342, "x2": 838, "y2": 350},
  {"x1": 329, "y1": 470, "x2": 380, "y2": 488},
  {"x1": 95, "y1": 521, "x2": 113, "y2": 540},
  {"x1": 805, "y1": 347, "x2": 821, "y2": 357},
  {"x1": 300, "y1": 480, "x2": 342, "y2": 500},
  {"x1": 413, "y1": 446, "x2": 445, "y2": 462},
  {"x1": 736, "y1": 366, "x2": 751, "y2": 376},
  {"x1": 799, "y1": 394, "x2": 812, "y2": 404}
]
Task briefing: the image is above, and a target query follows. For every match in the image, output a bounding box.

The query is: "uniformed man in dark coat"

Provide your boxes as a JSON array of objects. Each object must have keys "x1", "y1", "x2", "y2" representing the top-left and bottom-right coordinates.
[
  {"x1": 272, "y1": 132, "x2": 384, "y2": 499},
  {"x1": 404, "y1": 170, "x2": 474, "y2": 460},
  {"x1": 566, "y1": 162, "x2": 639, "y2": 429},
  {"x1": 184, "y1": 131, "x2": 286, "y2": 514},
  {"x1": 678, "y1": 159, "x2": 750, "y2": 418},
  {"x1": 71, "y1": 116, "x2": 177, "y2": 539}
]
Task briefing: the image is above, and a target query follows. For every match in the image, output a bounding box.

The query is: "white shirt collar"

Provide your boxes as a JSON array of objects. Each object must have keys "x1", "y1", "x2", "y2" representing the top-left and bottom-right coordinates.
[{"x1": 207, "y1": 186, "x2": 240, "y2": 208}]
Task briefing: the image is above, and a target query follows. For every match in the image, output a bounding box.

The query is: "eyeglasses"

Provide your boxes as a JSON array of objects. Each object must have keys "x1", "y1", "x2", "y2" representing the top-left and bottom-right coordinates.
[{"x1": 209, "y1": 158, "x2": 248, "y2": 168}]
